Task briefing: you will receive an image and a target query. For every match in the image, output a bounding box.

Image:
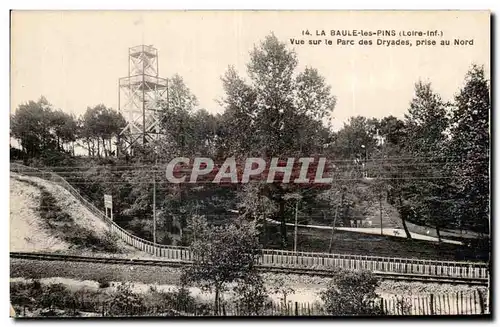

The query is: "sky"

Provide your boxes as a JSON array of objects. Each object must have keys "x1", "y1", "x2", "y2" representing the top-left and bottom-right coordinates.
[{"x1": 11, "y1": 11, "x2": 490, "y2": 131}]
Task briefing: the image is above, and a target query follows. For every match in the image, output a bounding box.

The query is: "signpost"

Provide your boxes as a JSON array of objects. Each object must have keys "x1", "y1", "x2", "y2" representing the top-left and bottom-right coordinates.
[{"x1": 104, "y1": 194, "x2": 113, "y2": 221}]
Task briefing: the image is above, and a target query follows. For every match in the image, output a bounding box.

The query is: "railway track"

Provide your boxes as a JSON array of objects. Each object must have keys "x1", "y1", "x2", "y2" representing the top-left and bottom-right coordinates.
[{"x1": 10, "y1": 252, "x2": 488, "y2": 286}]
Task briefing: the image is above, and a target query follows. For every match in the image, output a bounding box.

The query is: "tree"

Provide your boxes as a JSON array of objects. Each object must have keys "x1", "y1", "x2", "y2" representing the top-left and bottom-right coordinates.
[
  {"x1": 49, "y1": 109, "x2": 78, "y2": 152},
  {"x1": 11, "y1": 96, "x2": 79, "y2": 161},
  {"x1": 391, "y1": 82, "x2": 451, "y2": 241},
  {"x1": 181, "y1": 216, "x2": 262, "y2": 315},
  {"x1": 448, "y1": 65, "x2": 490, "y2": 235},
  {"x1": 320, "y1": 268, "x2": 382, "y2": 316},
  {"x1": 11, "y1": 97, "x2": 57, "y2": 157},
  {"x1": 220, "y1": 34, "x2": 336, "y2": 248},
  {"x1": 158, "y1": 74, "x2": 200, "y2": 156},
  {"x1": 237, "y1": 182, "x2": 278, "y2": 247},
  {"x1": 232, "y1": 272, "x2": 269, "y2": 315},
  {"x1": 78, "y1": 105, "x2": 126, "y2": 158},
  {"x1": 375, "y1": 115, "x2": 406, "y2": 147},
  {"x1": 333, "y1": 116, "x2": 378, "y2": 161},
  {"x1": 264, "y1": 274, "x2": 295, "y2": 306}
]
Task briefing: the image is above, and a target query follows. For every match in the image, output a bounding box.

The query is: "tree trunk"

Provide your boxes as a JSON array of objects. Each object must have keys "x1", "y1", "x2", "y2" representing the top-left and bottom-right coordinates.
[
  {"x1": 102, "y1": 137, "x2": 107, "y2": 157},
  {"x1": 436, "y1": 226, "x2": 442, "y2": 243},
  {"x1": 97, "y1": 139, "x2": 101, "y2": 158},
  {"x1": 262, "y1": 213, "x2": 268, "y2": 248},
  {"x1": 328, "y1": 206, "x2": 338, "y2": 253},
  {"x1": 214, "y1": 288, "x2": 220, "y2": 316},
  {"x1": 379, "y1": 193, "x2": 383, "y2": 235},
  {"x1": 279, "y1": 199, "x2": 287, "y2": 249},
  {"x1": 86, "y1": 138, "x2": 91, "y2": 157},
  {"x1": 398, "y1": 193, "x2": 412, "y2": 239}
]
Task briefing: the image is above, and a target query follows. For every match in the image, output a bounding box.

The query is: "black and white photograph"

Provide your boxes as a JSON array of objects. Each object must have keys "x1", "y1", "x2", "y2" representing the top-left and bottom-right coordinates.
[{"x1": 9, "y1": 10, "x2": 491, "y2": 318}]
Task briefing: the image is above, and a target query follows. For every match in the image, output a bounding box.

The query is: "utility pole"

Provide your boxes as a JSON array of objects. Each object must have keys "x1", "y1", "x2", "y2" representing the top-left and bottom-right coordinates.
[
  {"x1": 153, "y1": 159, "x2": 157, "y2": 244},
  {"x1": 328, "y1": 205, "x2": 339, "y2": 253},
  {"x1": 294, "y1": 200, "x2": 299, "y2": 252},
  {"x1": 378, "y1": 131, "x2": 385, "y2": 236},
  {"x1": 379, "y1": 194, "x2": 383, "y2": 236}
]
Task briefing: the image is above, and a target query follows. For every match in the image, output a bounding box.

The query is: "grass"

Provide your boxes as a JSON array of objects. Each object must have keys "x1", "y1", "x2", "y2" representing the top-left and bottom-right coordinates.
[
  {"x1": 10, "y1": 259, "x2": 182, "y2": 285},
  {"x1": 264, "y1": 226, "x2": 487, "y2": 262},
  {"x1": 10, "y1": 278, "x2": 209, "y2": 317},
  {"x1": 13, "y1": 176, "x2": 121, "y2": 253}
]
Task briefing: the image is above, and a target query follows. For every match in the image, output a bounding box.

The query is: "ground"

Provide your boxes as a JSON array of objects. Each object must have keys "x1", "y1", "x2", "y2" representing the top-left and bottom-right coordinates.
[
  {"x1": 10, "y1": 171, "x2": 485, "y2": 261},
  {"x1": 10, "y1": 258, "x2": 487, "y2": 305},
  {"x1": 10, "y1": 176, "x2": 69, "y2": 252},
  {"x1": 10, "y1": 173, "x2": 152, "y2": 258}
]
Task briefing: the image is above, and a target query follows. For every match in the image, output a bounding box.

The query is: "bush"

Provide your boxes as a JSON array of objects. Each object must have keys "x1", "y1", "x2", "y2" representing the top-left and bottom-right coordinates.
[
  {"x1": 233, "y1": 274, "x2": 270, "y2": 316},
  {"x1": 107, "y1": 283, "x2": 146, "y2": 316},
  {"x1": 161, "y1": 234, "x2": 173, "y2": 246},
  {"x1": 10, "y1": 280, "x2": 43, "y2": 308},
  {"x1": 144, "y1": 285, "x2": 208, "y2": 315},
  {"x1": 98, "y1": 277, "x2": 111, "y2": 289},
  {"x1": 320, "y1": 268, "x2": 383, "y2": 316},
  {"x1": 39, "y1": 283, "x2": 73, "y2": 309}
]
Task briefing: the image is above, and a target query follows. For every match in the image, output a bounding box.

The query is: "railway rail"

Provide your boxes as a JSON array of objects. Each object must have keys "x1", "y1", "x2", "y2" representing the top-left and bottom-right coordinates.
[
  {"x1": 10, "y1": 252, "x2": 488, "y2": 286},
  {"x1": 10, "y1": 164, "x2": 490, "y2": 282}
]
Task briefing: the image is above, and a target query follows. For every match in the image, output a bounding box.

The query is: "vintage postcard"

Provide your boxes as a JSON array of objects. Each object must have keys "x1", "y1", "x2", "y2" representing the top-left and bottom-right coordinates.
[{"x1": 10, "y1": 10, "x2": 490, "y2": 318}]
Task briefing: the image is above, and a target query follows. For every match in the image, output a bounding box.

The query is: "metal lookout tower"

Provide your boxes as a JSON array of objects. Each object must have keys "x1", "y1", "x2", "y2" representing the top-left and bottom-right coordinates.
[
  {"x1": 117, "y1": 45, "x2": 168, "y2": 244},
  {"x1": 118, "y1": 45, "x2": 168, "y2": 152}
]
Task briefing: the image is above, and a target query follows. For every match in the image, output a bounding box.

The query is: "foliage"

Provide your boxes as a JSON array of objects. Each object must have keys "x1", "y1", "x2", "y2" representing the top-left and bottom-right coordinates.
[
  {"x1": 384, "y1": 82, "x2": 452, "y2": 240},
  {"x1": 78, "y1": 104, "x2": 126, "y2": 158},
  {"x1": 10, "y1": 97, "x2": 76, "y2": 158},
  {"x1": 333, "y1": 116, "x2": 378, "y2": 161},
  {"x1": 232, "y1": 273, "x2": 270, "y2": 315},
  {"x1": 9, "y1": 35, "x2": 490, "y2": 257},
  {"x1": 264, "y1": 274, "x2": 295, "y2": 305},
  {"x1": 181, "y1": 216, "x2": 262, "y2": 314},
  {"x1": 14, "y1": 177, "x2": 121, "y2": 253},
  {"x1": 320, "y1": 268, "x2": 382, "y2": 316},
  {"x1": 448, "y1": 65, "x2": 490, "y2": 235},
  {"x1": 107, "y1": 283, "x2": 146, "y2": 316}
]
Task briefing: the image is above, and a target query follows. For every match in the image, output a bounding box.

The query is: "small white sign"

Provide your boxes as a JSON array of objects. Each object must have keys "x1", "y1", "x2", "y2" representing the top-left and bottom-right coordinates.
[
  {"x1": 104, "y1": 194, "x2": 112, "y2": 208},
  {"x1": 104, "y1": 194, "x2": 113, "y2": 221}
]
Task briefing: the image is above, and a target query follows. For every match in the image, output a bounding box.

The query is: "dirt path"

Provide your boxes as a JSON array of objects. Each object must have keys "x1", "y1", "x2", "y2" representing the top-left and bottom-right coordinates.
[
  {"x1": 265, "y1": 218, "x2": 463, "y2": 245},
  {"x1": 10, "y1": 176, "x2": 69, "y2": 252},
  {"x1": 10, "y1": 173, "x2": 150, "y2": 257}
]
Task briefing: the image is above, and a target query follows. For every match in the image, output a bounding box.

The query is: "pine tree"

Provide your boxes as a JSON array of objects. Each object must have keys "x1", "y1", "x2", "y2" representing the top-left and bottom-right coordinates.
[{"x1": 448, "y1": 65, "x2": 490, "y2": 235}]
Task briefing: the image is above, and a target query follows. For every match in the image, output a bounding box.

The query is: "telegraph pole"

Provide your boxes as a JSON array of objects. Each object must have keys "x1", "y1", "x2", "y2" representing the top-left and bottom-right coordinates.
[
  {"x1": 294, "y1": 199, "x2": 299, "y2": 252},
  {"x1": 153, "y1": 160, "x2": 157, "y2": 244}
]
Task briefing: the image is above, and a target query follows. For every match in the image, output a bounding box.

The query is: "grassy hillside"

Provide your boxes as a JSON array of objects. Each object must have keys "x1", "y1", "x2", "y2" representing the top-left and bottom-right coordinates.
[{"x1": 265, "y1": 225, "x2": 487, "y2": 262}]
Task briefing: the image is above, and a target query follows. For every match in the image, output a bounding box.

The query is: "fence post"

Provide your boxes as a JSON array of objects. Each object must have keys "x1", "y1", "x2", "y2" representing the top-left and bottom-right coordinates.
[
  {"x1": 460, "y1": 291, "x2": 464, "y2": 314},
  {"x1": 473, "y1": 289, "x2": 478, "y2": 314},
  {"x1": 429, "y1": 294, "x2": 434, "y2": 315},
  {"x1": 477, "y1": 290, "x2": 485, "y2": 314},
  {"x1": 295, "y1": 302, "x2": 298, "y2": 316}
]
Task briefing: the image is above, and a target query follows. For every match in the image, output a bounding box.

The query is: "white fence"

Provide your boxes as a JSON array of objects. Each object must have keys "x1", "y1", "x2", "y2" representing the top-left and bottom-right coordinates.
[{"x1": 10, "y1": 163, "x2": 489, "y2": 280}]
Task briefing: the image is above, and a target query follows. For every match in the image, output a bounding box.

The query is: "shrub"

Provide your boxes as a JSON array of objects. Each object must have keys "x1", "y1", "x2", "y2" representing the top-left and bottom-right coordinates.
[
  {"x1": 39, "y1": 283, "x2": 73, "y2": 309},
  {"x1": 107, "y1": 283, "x2": 146, "y2": 316},
  {"x1": 62, "y1": 225, "x2": 120, "y2": 253},
  {"x1": 320, "y1": 268, "x2": 383, "y2": 316},
  {"x1": 233, "y1": 274, "x2": 270, "y2": 316},
  {"x1": 10, "y1": 280, "x2": 43, "y2": 308},
  {"x1": 98, "y1": 278, "x2": 111, "y2": 289}
]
